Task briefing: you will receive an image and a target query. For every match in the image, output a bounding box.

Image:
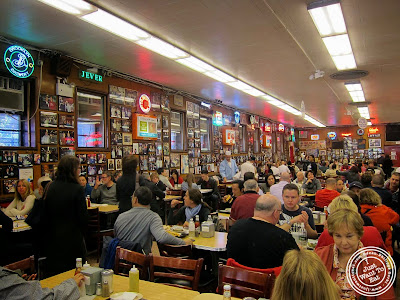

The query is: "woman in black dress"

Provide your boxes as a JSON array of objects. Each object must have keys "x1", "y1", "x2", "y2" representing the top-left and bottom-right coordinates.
[{"x1": 42, "y1": 155, "x2": 88, "y2": 276}]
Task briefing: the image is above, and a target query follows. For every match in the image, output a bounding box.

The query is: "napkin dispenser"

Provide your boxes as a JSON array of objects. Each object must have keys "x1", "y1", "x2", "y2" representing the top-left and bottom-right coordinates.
[
  {"x1": 200, "y1": 220, "x2": 215, "y2": 238},
  {"x1": 81, "y1": 266, "x2": 103, "y2": 295}
]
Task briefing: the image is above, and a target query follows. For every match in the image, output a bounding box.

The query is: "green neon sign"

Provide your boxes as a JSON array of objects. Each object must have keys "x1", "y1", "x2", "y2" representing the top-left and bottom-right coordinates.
[
  {"x1": 4, "y1": 45, "x2": 35, "y2": 78},
  {"x1": 79, "y1": 70, "x2": 103, "y2": 82}
]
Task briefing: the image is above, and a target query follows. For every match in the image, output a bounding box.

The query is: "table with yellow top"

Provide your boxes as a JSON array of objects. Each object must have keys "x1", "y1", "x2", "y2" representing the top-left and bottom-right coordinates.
[
  {"x1": 40, "y1": 270, "x2": 200, "y2": 300},
  {"x1": 88, "y1": 204, "x2": 119, "y2": 214}
]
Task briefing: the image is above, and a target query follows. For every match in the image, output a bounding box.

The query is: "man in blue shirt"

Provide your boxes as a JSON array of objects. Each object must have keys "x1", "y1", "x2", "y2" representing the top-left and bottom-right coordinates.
[{"x1": 219, "y1": 151, "x2": 239, "y2": 183}]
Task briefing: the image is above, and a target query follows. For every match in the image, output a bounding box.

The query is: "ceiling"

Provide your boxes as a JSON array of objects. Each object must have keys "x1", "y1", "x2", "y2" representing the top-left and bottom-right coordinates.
[{"x1": 1, "y1": 0, "x2": 399, "y2": 128}]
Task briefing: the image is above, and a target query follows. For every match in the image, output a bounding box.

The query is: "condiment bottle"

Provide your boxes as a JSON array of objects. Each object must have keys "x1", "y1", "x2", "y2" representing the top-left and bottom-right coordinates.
[
  {"x1": 129, "y1": 265, "x2": 139, "y2": 293},
  {"x1": 75, "y1": 258, "x2": 82, "y2": 275},
  {"x1": 223, "y1": 284, "x2": 231, "y2": 300},
  {"x1": 195, "y1": 215, "x2": 200, "y2": 237},
  {"x1": 74, "y1": 258, "x2": 86, "y2": 296},
  {"x1": 102, "y1": 280, "x2": 110, "y2": 297},
  {"x1": 188, "y1": 219, "x2": 195, "y2": 238}
]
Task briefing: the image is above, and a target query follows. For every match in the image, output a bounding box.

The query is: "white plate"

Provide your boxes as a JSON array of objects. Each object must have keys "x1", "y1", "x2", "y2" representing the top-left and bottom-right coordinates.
[
  {"x1": 171, "y1": 225, "x2": 184, "y2": 232},
  {"x1": 110, "y1": 292, "x2": 143, "y2": 300}
]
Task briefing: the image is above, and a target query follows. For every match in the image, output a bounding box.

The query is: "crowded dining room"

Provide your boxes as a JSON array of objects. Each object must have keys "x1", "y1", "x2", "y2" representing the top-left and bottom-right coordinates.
[{"x1": 1, "y1": 0, "x2": 400, "y2": 299}]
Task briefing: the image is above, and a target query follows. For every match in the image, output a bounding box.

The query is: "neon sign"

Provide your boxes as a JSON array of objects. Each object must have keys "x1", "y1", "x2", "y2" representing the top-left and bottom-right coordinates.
[
  {"x1": 327, "y1": 132, "x2": 337, "y2": 140},
  {"x1": 341, "y1": 133, "x2": 352, "y2": 137},
  {"x1": 368, "y1": 127, "x2": 379, "y2": 134},
  {"x1": 138, "y1": 94, "x2": 151, "y2": 113},
  {"x1": 213, "y1": 111, "x2": 223, "y2": 126},
  {"x1": 311, "y1": 134, "x2": 319, "y2": 140},
  {"x1": 4, "y1": 45, "x2": 34, "y2": 78},
  {"x1": 234, "y1": 111, "x2": 240, "y2": 124},
  {"x1": 79, "y1": 70, "x2": 103, "y2": 82},
  {"x1": 278, "y1": 124, "x2": 285, "y2": 132}
]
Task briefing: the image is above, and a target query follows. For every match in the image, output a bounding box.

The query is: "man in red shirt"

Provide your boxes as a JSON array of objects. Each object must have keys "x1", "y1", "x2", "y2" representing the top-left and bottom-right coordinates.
[
  {"x1": 315, "y1": 178, "x2": 340, "y2": 208},
  {"x1": 230, "y1": 179, "x2": 259, "y2": 222}
]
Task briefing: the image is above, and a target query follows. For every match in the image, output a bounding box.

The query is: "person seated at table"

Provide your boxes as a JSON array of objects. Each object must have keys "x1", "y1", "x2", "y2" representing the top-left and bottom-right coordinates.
[
  {"x1": 4, "y1": 179, "x2": 36, "y2": 217},
  {"x1": 78, "y1": 175, "x2": 92, "y2": 199},
  {"x1": 219, "y1": 151, "x2": 239, "y2": 183},
  {"x1": 270, "y1": 172, "x2": 291, "y2": 203},
  {"x1": 316, "y1": 195, "x2": 385, "y2": 250},
  {"x1": 151, "y1": 172, "x2": 167, "y2": 192},
  {"x1": 139, "y1": 173, "x2": 165, "y2": 218},
  {"x1": 243, "y1": 172, "x2": 264, "y2": 195},
  {"x1": 342, "y1": 190, "x2": 373, "y2": 226},
  {"x1": 336, "y1": 165, "x2": 360, "y2": 183},
  {"x1": 197, "y1": 170, "x2": 220, "y2": 211},
  {"x1": 91, "y1": 171, "x2": 118, "y2": 205},
  {"x1": 324, "y1": 163, "x2": 338, "y2": 178},
  {"x1": 227, "y1": 194, "x2": 299, "y2": 269},
  {"x1": 301, "y1": 171, "x2": 321, "y2": 194},
  {"x1": 0, "y1": 266, "x2": 85, "y2": 300},
  {"x1": 114, "y1": 186, "x2": 191, "y2": 254},
  {"x1": 259, "y1": 174, "x2": 276, "y2": 194},
  {"x1": 348, "y1": 181, "x2": 363, "y2": 196},
  {"x1": 230, "y1": 179, "x2": 260, "y2": 222},
  {"x1": 315, "y1": 209, "x2": 395, "y2": 299},
  {"x1": 293, "y1": 171, "x2": 305, "y2": 189},
  {"x1": 361, "y1": 171, "x2": 373, "y2": 188},
  {"x1": 169, "y1": 169, "x2": 183, "y2": 187},
  {"x1": 181, "y1": 173, "x2": 200, "y2": 192},
  {"x1": 335, "y1": 179, "x2": 346, "y2": 193},
  {"x1": 359, "y1": 188, "x2": 399, "y2": 255},
  {"x1": 271, "y1": 249, "x2": 340, "y2": 300},
  {"x1": 370, "y1": 174, "x2": 393, "y2": 209},
  {"x1": 220, "y1": 180, "x2": 244, "y2": 211},
  {"x1": 168, "y1": 188, "x2": 211, "y2": 226},
  {"x1": 315, "y1": 178, "x2": 340, "y2": 209},
  {"x1": 278, "y1": 184, "x2": 318, "y2": 239},
  {"x1": 157, "y1": 167, "x2": 173, "y2": 190},
  {"x1": 33, "y1": 175, "x2": 52, "y2": 199}
]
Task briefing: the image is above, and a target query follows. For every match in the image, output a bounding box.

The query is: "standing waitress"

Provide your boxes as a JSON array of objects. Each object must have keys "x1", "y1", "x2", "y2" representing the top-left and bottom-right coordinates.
[{"x1": 42, "y1": 155, "x2": 88, "y2": 277}]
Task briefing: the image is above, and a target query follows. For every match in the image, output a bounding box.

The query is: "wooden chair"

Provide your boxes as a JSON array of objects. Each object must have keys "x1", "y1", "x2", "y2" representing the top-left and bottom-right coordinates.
[
  {"x1": 87, "y1": 208, "x2": 114, "y2": 261},
  {"x1": 157, "y1": 243, "x2": 193, "y2": 259},
  {"x1": 218, "y1": 265, "x2": 275, "y2": 299},
  {"x1": 149, "y1": 254, "x2": 204, "y2": 291},
  {"x1": 114, "y1": 246, "x2": 149, "y2": 280},
  {"x1": 5, "y1": 256, "x2": 35, "y2": 275}
]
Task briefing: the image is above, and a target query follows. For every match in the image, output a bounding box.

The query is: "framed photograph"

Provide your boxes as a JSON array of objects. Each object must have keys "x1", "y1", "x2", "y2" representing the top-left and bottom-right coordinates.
[
  {"x1": 40, "y1": 129, "x2": 58, "y2": 145},
  {"x1": 110, "y1": 105, "x2": 122, "y2": 118},
  {"x1": 187, "y1": 117, "x2": 194, "y2": 128},
  {"x1": 163, "y1": 143, "x2": 170, "y2": 156},
  {"x1": 124, "y1": 88, "x2": 138, "y2": 107},
  {"x1": 40, "y1": 111, "x2": 58, "y2": 127},
  {"x1": 123, "y1": 145, "x2": 133, "y2": 156},
  {"x1": 111, "y1": 119, "x2": 122, "y2": 131},
  {"x1": 97, "y1": 165, "x2": 105, "y2": 175},
  {"x1": 88, "y1": 165, "x2": 97, "y2": 176},
  {"x1": 107, "y1": 159, "x2": 115, "y2": 170},
  {"x1": 151, "y1": 92, "x2": 161, "y2": 112},
  {"x1": 170, "y1": 154, "x2": 180, "y2": 168},
  {"x1": 186, "y1": 102, "x2": 193, "y2": 114},
  {"x1": 122, "y1": 106, "x2": 132, "y2": 119},
  {"x1": 33, "y1": 153, "x2": 41, "y2": 165},
  {"x1": 173, "y1": 95, "x2": 183, "y2": 107},
  {"x1": 88, "y1": 177, "x2": 96, "y2": 187},
  {"x1": 59, "y1": 114, "x2": 74, "y2": 128},
  {"x1": 18, "y1": 154, "x2": 33, "y2": 167},
  {"x1": 77, "y1": 154, "x2": 87, "y2": 164},
  {"x1": 162, "y1": 116, "x2": 169, "y2": 129},
  {"x1": 161, "y1": 94, "x2": 170, "y2": 112},
  {"x1": 148, "y1": 144, "x2": 155, "y2": 153},
  {"x1": 111, "y1": 132, "x2": 123, "y2": 145},
  {"x1": 59, "y1": 130, "x2": 75, "y2": 146},
  {"x1": 2, "y1": 151, "x2": 18, "y2": 163},
  {"x1": 79, "y1": 165, "x2": 87, "y2": 176},
  {"x1": 369, "y1": 139, "x2": 382, "y2": 148},
  {"x1": 111, "y1": 145, "x2": 123, "y2": 159},
  {"x1": 109, "y1": 85, "x2": 125, "y2": 105},
  {"x1": 3, "y1": 165, "x2": 18, "y2": 178},
  {"x1": 299, "y1": 131, "x2": 308, "y2": 139},
  {"x1": 123, "y1": 133, "x2": 132, "y2": 145},
  {"x1": 162, "y1": 130, "x2": 169, "y2": 143},
  {"x1": 121, "y1": 120, "x2": 132, "y2": 132},
  {"x1": 41, "y1": 164, "x2": 56, "y2": 178},
  {"x1": 156, "y1": 143, "x2": 162, "y2": 156},
  {"x1": 58, "y1": 96, "x2": 74, "y2": 112},
  {"x1": 194, "y1": 119, "x2": 200, "y2": 129},
  {"x1": 132, "y1": 143, "x2": 139, "y2": 155},
  {"x1": 87, "y1": 154, "x2": 97, "y2": 164},
  {"x1": 164, "y1": 156, "x2": 170, "y2": 168},
  {"x1": 97, "y1": 153, "x2": 107, "y2": 164},
  {"x1": 3, "y1": 179, "x2": 17, "y2": 194},
  {"x1": 60, "y1": 147, "x2": 75, "y2": 158},
  {"x1": 181, "y1": 154, "x2": 189, "y2": 174},
  {"x1": 139, "y1": 156, "x2": 148, "y2": 170},
  {"x1": 39, "y1": 94, "x2": 57, "y2": 110},
  {"x1": 193, "y1": 103, "x2": 199, "y2": 116},
  {"x1": 41, "y1": 147, "x2": 58, "y2": 162}
]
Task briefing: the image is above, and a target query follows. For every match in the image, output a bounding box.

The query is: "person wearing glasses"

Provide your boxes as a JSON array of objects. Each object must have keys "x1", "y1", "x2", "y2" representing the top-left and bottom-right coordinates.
[{"x1": 91, "y1": 171, "x2": 118, "y2": 205}]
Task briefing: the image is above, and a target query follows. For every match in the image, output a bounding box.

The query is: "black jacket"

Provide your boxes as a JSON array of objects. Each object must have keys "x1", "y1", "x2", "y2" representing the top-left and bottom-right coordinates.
[
  {"x1": 117, "y1": 172, "x2": 138, "y2": 214},
  {"x1": 139, "y1": 176, "x2": 165, "y2": 214}
]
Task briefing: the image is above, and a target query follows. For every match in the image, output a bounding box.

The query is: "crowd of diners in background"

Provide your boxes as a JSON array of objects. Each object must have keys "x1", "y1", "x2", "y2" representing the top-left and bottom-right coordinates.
[{"x1": 1, "y1": 151, "x2": 400, "y2": 299}]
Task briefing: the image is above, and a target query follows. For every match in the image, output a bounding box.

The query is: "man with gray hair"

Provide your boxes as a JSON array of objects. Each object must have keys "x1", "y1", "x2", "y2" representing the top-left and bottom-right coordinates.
[
  {"x1": 270, "y1": 172, "x2": 291, "y2": 204},
  {"x1": 227, "y1": 194, "x2": 298, "y2": 268},
  {"x1": 230, "y1": 179, "x2": 260, "y2": 222}
]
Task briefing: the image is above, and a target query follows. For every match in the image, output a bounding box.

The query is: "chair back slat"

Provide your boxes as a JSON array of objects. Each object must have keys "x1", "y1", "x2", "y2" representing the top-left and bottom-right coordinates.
[
  {"x1": 157, "y1": 243, "x2": 192, "y2": 258},
  {"x1": 114, "y1": 247, "x2": 149, "y2": 280},
  {"x1": 5, "y1": 256, "x2": 35, "y2": 275}
]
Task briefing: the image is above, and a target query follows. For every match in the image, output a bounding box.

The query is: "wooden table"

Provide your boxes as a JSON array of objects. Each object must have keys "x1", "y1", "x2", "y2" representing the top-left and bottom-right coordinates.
[
  {"x1": 88, "y1": 204, "x2": 119, "y2": 214},
  {"x1": 12, "y1": 219, "x2": 31, "y2": 232},
  {"x1": 164, "y1": 195, "x2": 182, "y2": 201},
  {"x1": 193, "y1": 293, "x2": 240, "y2": 300},
  {"x1": 199, "y1": 189, "x2": 213, "y2": 194},
  {"x1": 40, "y1": 270, "x2": 200, "y2": 300}
]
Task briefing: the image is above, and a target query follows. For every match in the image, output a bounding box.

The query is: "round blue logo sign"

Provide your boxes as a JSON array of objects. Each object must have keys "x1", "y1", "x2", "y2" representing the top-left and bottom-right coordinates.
[
  {"x1": 234, "y1": 111, "x2": 240, "y2": 124},
  {"x1": 4, "y1": 45, "x2": 35, "y2": 78}
]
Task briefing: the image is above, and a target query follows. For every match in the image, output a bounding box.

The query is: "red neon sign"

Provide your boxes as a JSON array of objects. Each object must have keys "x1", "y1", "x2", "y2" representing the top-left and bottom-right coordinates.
[
  {"x1": 368, "y1": 127, "x2": 379, "y2": 134},
  {"x1": 341, "y1": 133, "x2": 352, "y2": 137},
  {"x1": 264, "y1": 124, "x2": 271, "y2": 132}
]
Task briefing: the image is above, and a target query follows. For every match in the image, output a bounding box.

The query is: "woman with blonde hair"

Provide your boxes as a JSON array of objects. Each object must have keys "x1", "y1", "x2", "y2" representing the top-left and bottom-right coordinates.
[
  {"x1": 271, "y1": 249, "x2": 340, "y2": 300},
  {"x1": 315, "y1": 209, "x2": 395, "y2": 299},
  {"x1": 181, "y1": 173, "x2": 199, "y2": 191},
  {"x1": 360, "y1": 188, "x2": 399, "y2": 255},
  {"x1": 4, "y1": 179, "x2": 36, "y2": 217},
  {"x1": 316, "y1": 195, "x2": 385, "y2": 250}
]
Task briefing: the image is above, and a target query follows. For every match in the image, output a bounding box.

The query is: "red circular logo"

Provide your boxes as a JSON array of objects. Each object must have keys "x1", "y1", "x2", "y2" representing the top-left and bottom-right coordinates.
[{"x1": 139, "y1": 94, "x2": 151, "y2": 113}]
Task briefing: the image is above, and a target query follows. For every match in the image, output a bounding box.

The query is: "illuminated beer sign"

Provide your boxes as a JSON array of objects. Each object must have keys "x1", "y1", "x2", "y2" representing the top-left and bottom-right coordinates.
[
  {"x1": 368, "y1": 127, "x2": 379, "y2": 134},
  {"x1": 278, "y1": 124, "x2": 285, "y2": 132},
  {"x1": 4, "y1": 45, "x2": 34, "y2": 78},
  {"x1": 138, "y1": 94, "x2": 151, "y2": 113},
  {"x1": 327, "y1": 132, "x2": 337, "y2": 140}
]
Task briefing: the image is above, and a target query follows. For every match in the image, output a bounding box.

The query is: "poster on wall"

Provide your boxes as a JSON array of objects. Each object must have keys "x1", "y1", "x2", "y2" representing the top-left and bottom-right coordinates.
[
  {"x1": 181, "y1": 154, "x2": 189, "y2": 174},
  {"x1": 109, "y1": 85, "x2": 125, "y2": 105},
  {"x1": 369, "y1": 139, "x2": 382, "y2": 148},
  {"x1": 222, "y1": 128, "x2": 236, "y2": 145},
  {"x1": 298, "y1": 140, "x2": 326, "y2": 150},
  {"x1": 133, "y1": 114, "x2": 157, "y2": 140},
  {"x1": 58, "y1": 96, "x2": 74, "y2": 113}
]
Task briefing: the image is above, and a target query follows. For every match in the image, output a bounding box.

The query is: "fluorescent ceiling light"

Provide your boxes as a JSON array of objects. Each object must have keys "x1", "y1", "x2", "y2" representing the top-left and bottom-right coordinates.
[
  {"x1": 358, "y1": 107, "x2": 370, "y2": 119},
  {"x1": 176, "y1": 56, "x2": 215, "y2": 73},
  {"x1": 345, "y1": 82, "x2": 362, "y2": 92},
  {"x1": 332, "y1": 54, "x2": 357, "y2": 70},
  {"x1": 38, "y1": 0, "x2": 94, "y2": 15},
  {"x1": 349, "y1": 91, "x2": 365, "y2": 102},
  {"x1": 203, "y1": 70, "x2": 236, "y2": 83},
  {"x1": 242, "y1": 88, "x2": 266, "y2": 97},
  {"x1": 226, "y1": 81, "x2": 265, "y2": 97},
  {"x1": 322, "y1": 34, "x2": 352, "y2": 56},
  {"x1": 304, "y1": 114, "x2": 326, "y2": 127},
  {"x1": 308, "y1": 2, "x2": 346, "y2": 36},
  {"x1": 280, "y1": 104, "x2": 302, "y2": 115},
  {"x1": 137, "y1": 37, "x2": 188, "y2": 59},
  {"x1": 81, "y1": 9, "x2": 149, "y2": 41}
]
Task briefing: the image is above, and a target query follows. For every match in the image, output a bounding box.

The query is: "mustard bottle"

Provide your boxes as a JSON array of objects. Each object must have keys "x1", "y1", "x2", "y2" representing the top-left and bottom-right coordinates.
[{"x1": 129, "y1": 265, "x2": 139, "y2": 292}]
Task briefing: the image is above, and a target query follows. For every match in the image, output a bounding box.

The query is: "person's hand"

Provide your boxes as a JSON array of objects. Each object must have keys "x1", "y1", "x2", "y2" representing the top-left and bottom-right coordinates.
[
  {"x1": 290, "y1": 214, "x2": 306, "y2": 225},
  {"x1": 73, "y1": 273, "x2": 85, "y2": 286},
  {"x1": 301, "y1": 211, "x2": 309, "y2": 223},
  {"x1": 183, "y1": 221, "x2": 189, "y2": 228},
  {"x1": 185, "y1": 238, "x2": 194, "y2": 246},
  {"x1": 171, "y1": 200, "x2": 180, "y2": 208},
  {"x1": 22, "y1": 273, "x2": 37, "y2": 281},
  {"x1": 222, "y1": 195, "x2": 230, "y2": 203},
  {"x1": 223, "y1": 177, "x2": 227, "y2": 183},
  {"x1": 95, "y1": 176, "x2": 101, "y2": 187}
]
